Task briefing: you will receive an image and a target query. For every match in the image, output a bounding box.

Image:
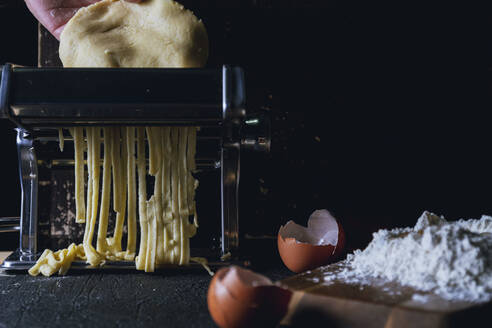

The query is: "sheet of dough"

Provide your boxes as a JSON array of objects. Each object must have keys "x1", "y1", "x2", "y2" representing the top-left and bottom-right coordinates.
[{"x1": 59, "y1": 0, "x2": 208, "y2": 68}]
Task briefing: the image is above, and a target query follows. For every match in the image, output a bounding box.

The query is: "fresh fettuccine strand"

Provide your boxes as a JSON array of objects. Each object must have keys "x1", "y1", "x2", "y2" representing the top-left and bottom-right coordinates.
[
  {"x1": 187, "y1": 128, "x2": 197, "y2": 218},
  {"x1": 163, "y1": 127, "x2": 173, "y2": 221},
  {"x1": 125, "y1": 127, "x2": 137, "y2": 259},
  {"x1": 86, "y1": 127, "x2": 100, "y2": 244},
  {"x1": 146, "y1": 127, "x2": 158, "y2": 176},
  {"x1": 84, "y1": 127, "x2": 104, "y2": 267},
  {"x1": 144, "y1": 127, "x2": 159, "y2": 271},
  {"x1": 72, "y1": 127, "x2": 86, "y2": 223},
  {"x1": 178, "y1": 128, "x2": 189, "y2": 265},
  {"x1": 111, "y1": 127, "x2": 122, "y2": 213},
  {"x1": 84, "y1": 127, "x2": 93, "y2": 244},
  {"x1": 96, "y1": 128, "x2": 112, "y2": 253},
  {"x1": 151, "y1": 127, "x2": 165, "y2": 264},
  {"x1": 187, "y1": 128, "x2": 198, "y2": 236},
  {"x1": 145, "y1": 197, "x2": 157, "y2": 272},
  {"x1": 178, "y1": 127, "x2": 189, "y2": 217},
  {"x1": 105, "y1": 127, "x2": 122, "y2": 257},
  {"x1": 109, "y1": 127, "x2": 127, "y2": 254},
  {"x1": 135, "y1": 127, "x2": 148, "y2": 270},
  {"x1": 170, "y1": 127, "x2": 180, "y2": 264},
  {"x1": 161, "y1": 127, "x2": 172, "y2": 264}
]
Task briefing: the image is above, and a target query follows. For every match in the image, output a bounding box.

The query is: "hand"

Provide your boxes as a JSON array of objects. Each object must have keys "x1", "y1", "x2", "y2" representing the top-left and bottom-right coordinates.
[{"x1": 25, "y1": 0, "x2": 142, "y2": 40}]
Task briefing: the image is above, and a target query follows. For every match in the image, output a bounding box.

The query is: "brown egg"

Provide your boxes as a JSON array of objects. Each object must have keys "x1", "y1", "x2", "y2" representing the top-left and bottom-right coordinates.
[
  {"x1": 278, "y1": 209, "x2": 346, "y2": 273},
  {"x1": 207, "y1": 266, "x2": 292, "y2": 328}
]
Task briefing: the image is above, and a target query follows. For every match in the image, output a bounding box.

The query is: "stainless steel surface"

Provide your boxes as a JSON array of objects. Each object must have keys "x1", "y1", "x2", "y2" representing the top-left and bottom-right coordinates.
[
  {"x1": 1, "y1": 249, "x2": 251, "y2": 271},
  {"x1": 17, "y1": 128, "x2": 38, "y2": 259},
  {"x1": 220, "y1": 66, "x2": 245, "y2": 255},
  {"x1": 33, "y1": 128, "x2": 223, "y2": 170},
  {"x1": 2, "y1": 65, "x2": 223, "y2": 127},
  {"x1": 241, "y1": 112, "x2": 271, "y2": 152},
  {"x1": 222, "y1": 66, "x2": 246, "y2": 121},
  {"x1": 0, "y1": 217, "x2": 20, "y2": 233},
  {"x1": 0, "y1": 64, "x2": 11, "y2": 120},
  {"x1": 221, "y1": 144, "x2": 240, "y2": 254}
]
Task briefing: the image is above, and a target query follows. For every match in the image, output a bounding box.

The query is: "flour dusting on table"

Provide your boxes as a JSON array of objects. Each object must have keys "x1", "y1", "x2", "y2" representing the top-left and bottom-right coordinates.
[{"x1": 317, "y1": 211, "x2": 492, "y2": 302}]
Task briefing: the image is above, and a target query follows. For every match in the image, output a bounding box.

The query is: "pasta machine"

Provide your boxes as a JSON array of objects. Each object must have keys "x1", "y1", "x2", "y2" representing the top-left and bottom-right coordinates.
[{"x1": 0, "y1": 63, "x2": 270, "y2": 271}]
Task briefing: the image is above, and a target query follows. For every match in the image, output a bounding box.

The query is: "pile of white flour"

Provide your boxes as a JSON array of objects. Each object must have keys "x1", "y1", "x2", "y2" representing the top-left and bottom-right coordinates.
[{"x1": 320, "y1": 211, "x2": 492, "y2": 302}]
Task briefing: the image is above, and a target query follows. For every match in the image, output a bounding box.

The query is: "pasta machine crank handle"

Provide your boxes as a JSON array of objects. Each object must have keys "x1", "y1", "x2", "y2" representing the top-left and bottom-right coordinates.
[
  {"x1": 220, "y1": 66, "x2": 244, "y2": 257},
  {"x1": 220, "y1": 111, "x2": 271, "y2": 257}
]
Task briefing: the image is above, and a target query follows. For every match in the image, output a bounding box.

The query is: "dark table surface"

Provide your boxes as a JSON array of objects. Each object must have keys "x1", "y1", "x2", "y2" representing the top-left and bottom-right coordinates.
[{"x1": 0, "y1": 261, "x2": 292, "y2": 328}]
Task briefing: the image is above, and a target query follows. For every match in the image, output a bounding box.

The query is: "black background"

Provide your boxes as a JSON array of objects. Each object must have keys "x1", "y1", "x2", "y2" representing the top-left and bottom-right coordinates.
[{"x1": 0, "y1": 0, "x2": 491, "y2": 253}]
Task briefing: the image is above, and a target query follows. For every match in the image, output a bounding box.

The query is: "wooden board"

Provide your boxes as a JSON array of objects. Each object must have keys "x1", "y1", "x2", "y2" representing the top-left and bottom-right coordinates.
[{"x1": 279, "y1": 262, "x2": 491, "y2": 328}]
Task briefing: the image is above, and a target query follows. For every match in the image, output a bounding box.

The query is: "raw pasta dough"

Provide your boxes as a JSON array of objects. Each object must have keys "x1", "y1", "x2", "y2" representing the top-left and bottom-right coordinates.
[
  {"x1": 29, "y1": 0, "x2": 207, "y2": 276},
  {"x1": 59, "y1": 0, "x2": 208, "y2": 68}
]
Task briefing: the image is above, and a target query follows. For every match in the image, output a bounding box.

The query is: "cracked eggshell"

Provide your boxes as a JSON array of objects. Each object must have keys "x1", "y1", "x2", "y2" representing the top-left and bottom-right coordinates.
[
  {"x1": 278, "y1": 209, "x2": 345, "y2": 273},
  {"x1": 207, "y1": 266, "x2": 292, "y2": 328}
]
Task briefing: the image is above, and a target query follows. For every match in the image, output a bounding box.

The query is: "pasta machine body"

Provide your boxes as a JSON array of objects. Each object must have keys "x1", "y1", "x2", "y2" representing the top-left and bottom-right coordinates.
[{"x1": 0, "y1": 63, "x2": 270, "y2": 270}]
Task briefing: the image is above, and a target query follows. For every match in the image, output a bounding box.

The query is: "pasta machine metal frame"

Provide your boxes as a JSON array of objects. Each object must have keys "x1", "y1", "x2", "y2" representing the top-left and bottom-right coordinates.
[{"x1": 0, "y1": 63, "x2": 270, "y2": 271}]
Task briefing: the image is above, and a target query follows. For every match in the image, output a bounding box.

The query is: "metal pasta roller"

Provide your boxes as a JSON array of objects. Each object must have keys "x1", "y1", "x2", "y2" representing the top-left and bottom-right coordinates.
[{"x1": 0, "y1": 63, "x2": 270, "y2": 271}]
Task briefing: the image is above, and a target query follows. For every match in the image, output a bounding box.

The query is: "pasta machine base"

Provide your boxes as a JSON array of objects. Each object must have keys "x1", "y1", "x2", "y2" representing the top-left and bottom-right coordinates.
[{"x1": 1, "y1": 249, "x2": 250, "y2": 272}]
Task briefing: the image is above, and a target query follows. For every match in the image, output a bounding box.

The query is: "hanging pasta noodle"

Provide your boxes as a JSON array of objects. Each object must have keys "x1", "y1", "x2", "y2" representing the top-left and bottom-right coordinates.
[
  {"x1": 125, "y1": 127, "x2": 137, "y2": 260},
  {"x1": 178, "y1": 127, "x2": 189, "y2": 265},
  {"x1": 151, "y1": 127, "x2": 165, "y2": 264},
  {"x1": 106, "y1": 126, "x2": 122, "y2": 256},
  {"x1": 144, "y1": 127, "x2": 158, "y2": 272},
  {"x1": 84, "y1": 127, "x2": 93, "y2": 246},
  {"x1": 187, "y1": 127, "x2": 199, "y2": 231},
  {"x1": 170, "y1": 127, "x2": 180, "y2": 264},
  {"x1": 162, "y1": 127, "x2": 173, "y2": 265},
  {"x1": 71, "y1": 127, "x2": 86, "y2": 223},
  {"x1": 135, "y1": 127, "x2": 148, "y2": 270},
  {"x1": 108, "y1": 127, "x2": 127, "y2": 258},
  {"x1": 84, "y1": 127, "x2": 104, "y2": 267},
  {"x1": 96, "y1": 128, "x2": 112, "y2": 254}
]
